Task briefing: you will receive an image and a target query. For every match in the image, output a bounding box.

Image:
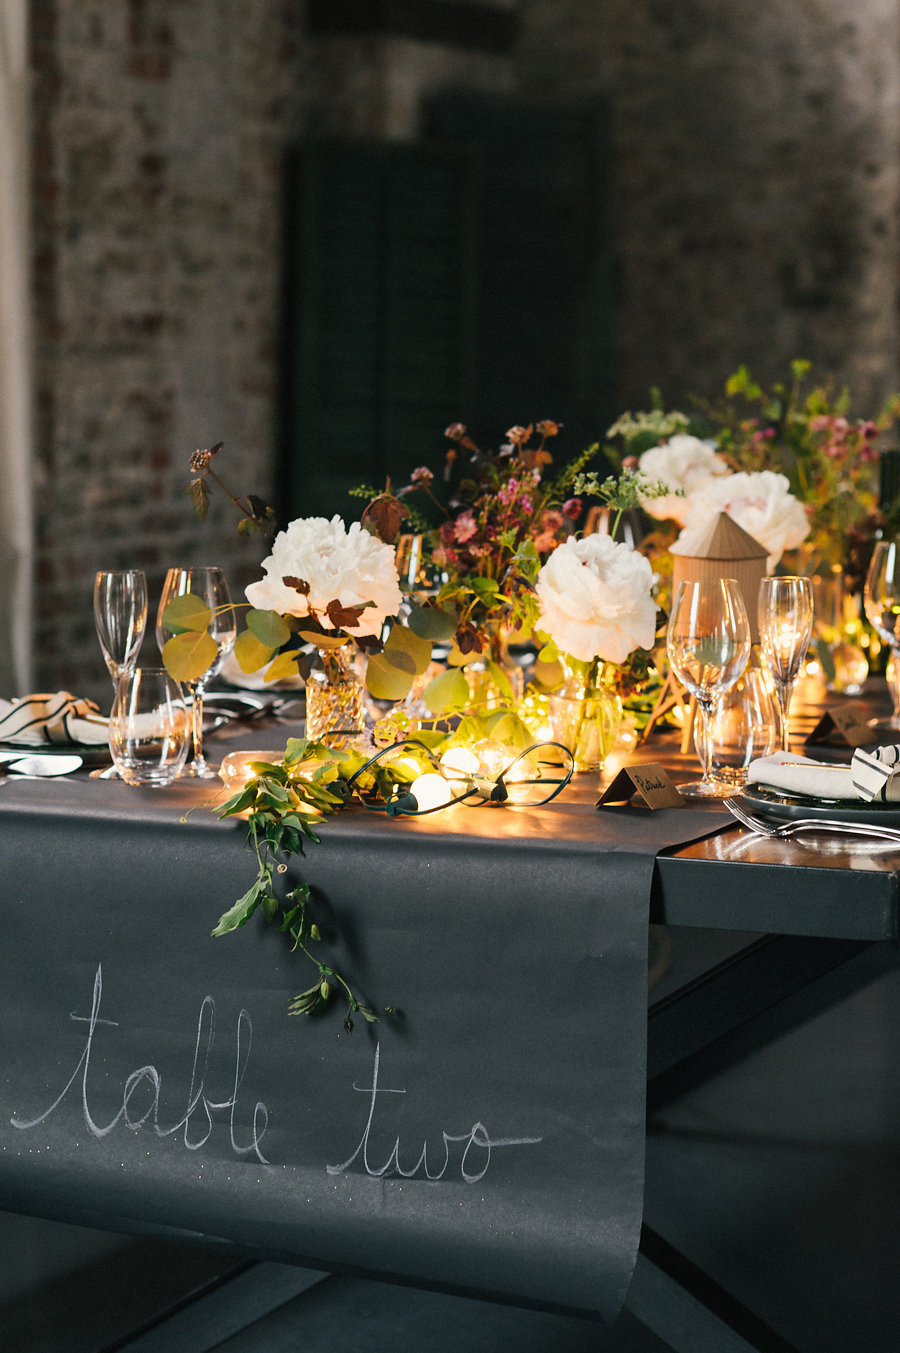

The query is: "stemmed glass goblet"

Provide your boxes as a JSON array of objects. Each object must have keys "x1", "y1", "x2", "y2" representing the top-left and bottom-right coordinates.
[
  {"x1": 94, "y1": 570, "x2": 147, "y2": 686},
  {"x1": 666, "y1": 578, "x2": 752, "y2": 798},
  {"x1": 156, "y1": 566, "x2": 237, "y2": 778},
  {"x1": 865, "y1": 541, "x2": 900, "y2": 729},
  {"x1": 758, "y1": 576, "x2": 814, "y2": 752}
]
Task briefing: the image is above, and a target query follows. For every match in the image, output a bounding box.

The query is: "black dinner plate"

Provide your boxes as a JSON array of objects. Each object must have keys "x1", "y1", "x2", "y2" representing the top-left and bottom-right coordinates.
[
  {"x1": 738, "y1": 782, "x2": 900, "y2": 827},
  {"x1": 0, "y1": 740, "x2": 111, "y2": 768}
]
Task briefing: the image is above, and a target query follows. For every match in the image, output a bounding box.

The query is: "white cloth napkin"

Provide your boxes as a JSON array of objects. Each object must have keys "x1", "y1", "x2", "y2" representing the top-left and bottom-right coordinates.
[
  {"x1": 747, "y1": 747, "x2": 900, "y2": 803},
  {"x1": 0, "y1": 692, "x2": 109, "y2": 746}
]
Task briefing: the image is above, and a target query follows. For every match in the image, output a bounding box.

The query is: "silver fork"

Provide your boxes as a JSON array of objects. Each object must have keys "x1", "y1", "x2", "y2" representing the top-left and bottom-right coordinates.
[{"x1": 723, "y1": 796, "x2": 900, "y2": 844}]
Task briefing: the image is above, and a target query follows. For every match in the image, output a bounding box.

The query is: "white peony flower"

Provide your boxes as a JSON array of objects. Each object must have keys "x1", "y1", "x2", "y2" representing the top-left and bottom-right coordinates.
[
  {"x1": 638, "y1": 435, "x2": 730, "y2": 525},
  {"x1": 534, "y1": 533, "x2": 657, "y2": 664},
  {"x1": 245, "y1": 515, "x2": 402, "y2": 638},
  {"x1": 671, "y1": 470, "x2": 809, "y2": 571}
]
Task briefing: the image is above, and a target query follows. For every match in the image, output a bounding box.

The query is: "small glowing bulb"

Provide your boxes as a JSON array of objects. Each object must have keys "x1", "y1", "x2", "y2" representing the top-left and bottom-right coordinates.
[
  {"x1": 439, "y1": 747, "x2": 479, "y2": 778},
  {"x1": 218, "y1": 750, "x2": 271, "y2": 790},
  {"x1": 409, "y1": 772, "x2": 453, "y2": 811}
]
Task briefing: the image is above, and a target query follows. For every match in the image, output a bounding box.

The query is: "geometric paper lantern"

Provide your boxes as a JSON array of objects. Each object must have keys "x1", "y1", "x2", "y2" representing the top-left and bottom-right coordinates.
[{"x1": 671, "y1": 511, "x2": 769, "y2": 643}]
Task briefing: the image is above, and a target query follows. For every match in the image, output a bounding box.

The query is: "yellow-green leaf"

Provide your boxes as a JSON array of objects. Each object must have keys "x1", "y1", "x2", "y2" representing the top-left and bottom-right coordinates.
[
  {"x1": 297, "y1": 630, "x2": 348, "y2": 650},
  {"x1": 161, "y1": 593, "x2": 212, "y2": 635},
  {"x1": 234, "y1": 628, "x2": 275, "y2": 673},
  {"x1": 365, "y1": 649, "x2": 416, "y2": 701},
  {"x1": 407, "y1": 604, "x2": 458, "y2": 641},
  {"x1": 424, "y1": 666, "x2": 469, "y2": 714},
  {"x1": 264, "y1": 651, "x2": 301, "y2": 684},
  {"x1": 384, "y1": 623, "x2": 432, "y2": 675},
  {"x1": 247, "y1": 608, "x2": 291, "y2": 648},
  {"x1": 446, "y1": 642, "x2": 478, "y2": 668},
  {"x1": 163, "y1": 629, "x2": 219, "y2": 682}
]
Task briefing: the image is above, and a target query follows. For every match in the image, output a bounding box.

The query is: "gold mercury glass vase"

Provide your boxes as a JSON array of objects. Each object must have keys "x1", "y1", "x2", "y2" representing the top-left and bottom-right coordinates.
[
  {"x1": 305, "y1": 644, "x2": 366, "y2": 744},
  {"x1": 548, "y1": 656, "x2": 623, "y2": 773}
]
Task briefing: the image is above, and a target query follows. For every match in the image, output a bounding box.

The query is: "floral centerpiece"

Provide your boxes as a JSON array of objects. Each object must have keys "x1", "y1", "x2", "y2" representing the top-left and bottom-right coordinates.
[
  {"x1": 532, "y1": 531, "x2": 658, "y2": 771},
  {"x1": 352, "y1": 420, "x2": 593, "y2": 713},
  {"x1": 607, "y1": 362, "x2": 900, "y2": 584},
  {"x1": 237, "y1": 514, "x2": 404, "y2": 740}
]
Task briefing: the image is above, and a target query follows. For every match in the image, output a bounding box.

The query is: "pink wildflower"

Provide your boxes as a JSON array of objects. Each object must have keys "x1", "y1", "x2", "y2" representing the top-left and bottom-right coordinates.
[{"x1": 454, "y1": 511, "x2": 478, "y2": 543}]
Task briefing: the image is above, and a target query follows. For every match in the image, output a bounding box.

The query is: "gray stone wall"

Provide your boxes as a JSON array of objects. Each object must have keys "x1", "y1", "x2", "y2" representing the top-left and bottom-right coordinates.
[{"x1": 28, "y1": 0, "x2": 900, "y2": 698}]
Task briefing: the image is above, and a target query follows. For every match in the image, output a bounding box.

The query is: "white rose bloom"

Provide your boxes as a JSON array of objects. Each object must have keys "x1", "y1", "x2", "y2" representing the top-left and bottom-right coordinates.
[
  {"x1": 671, "y1": 470, "x2": 809, "y2": 571},
  {"x1": 534, "y1": 533, "x2": 657, "y2": 665},
  {"x1": 245, "y1": 515, "x2": 402, "y2": 638},
  {"x1": 638, "y1": 435, "x2": 730, "y2": 525}
]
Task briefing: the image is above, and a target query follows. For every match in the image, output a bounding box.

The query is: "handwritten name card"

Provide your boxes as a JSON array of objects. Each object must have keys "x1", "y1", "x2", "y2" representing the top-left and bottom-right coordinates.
[
  {"x1": 597, "y1": 762, "x2": 684, "y2": 810},
  {"x1": 805, "y1": 704, "x2": 872, "y2": 748}
]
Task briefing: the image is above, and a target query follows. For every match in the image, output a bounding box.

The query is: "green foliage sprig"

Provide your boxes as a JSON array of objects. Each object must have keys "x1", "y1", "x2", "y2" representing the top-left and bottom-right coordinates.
[{"x1": 214, "y1": 738, "x2": 382, "y2": 1031}]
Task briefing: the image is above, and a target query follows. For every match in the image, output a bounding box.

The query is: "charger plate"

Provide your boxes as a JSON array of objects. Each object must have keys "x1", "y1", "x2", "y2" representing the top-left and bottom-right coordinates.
[
  {"x1": 0, "y1": 740, "x2": 110, "y2": 768},
  {"x1": 739, "y1": 782, "x2": 900, "y2": 827}
]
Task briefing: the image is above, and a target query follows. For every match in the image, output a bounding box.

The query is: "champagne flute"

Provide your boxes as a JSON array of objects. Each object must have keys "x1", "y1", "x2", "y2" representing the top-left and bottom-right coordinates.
[
  {"x1": 758, "y1": 576, "x2": 814, "y2": 752},
  {"x1": 667, "y1": 578, "x2": 752, "y2": 798},
  {"x1": 865, "y1": 542, "x2": 900, "y2": 727},
  {"x1": 156, "y1": 567, "x2": 237, "y2": 778},
  {"x1": 94, "y1": 570, "x2": 147, "y2": 685}
]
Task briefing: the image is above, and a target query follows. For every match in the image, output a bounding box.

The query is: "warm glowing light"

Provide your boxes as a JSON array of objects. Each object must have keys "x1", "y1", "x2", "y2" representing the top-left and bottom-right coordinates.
[
  {"x1": 218, "y1": 749, "x2": 272, "y2": 791},
  {"x1": 393, "y1": 755, "x2": 424, "y2": 778},
  {"x1": 439, "y1": 747, "x2": 480, "y2": 778},
  {"x1": 409, "y1": 772, "x2": 454, "y2": 811},
  {"x1": 470, "y1": 739, "x2": 508, "y2": 778}
]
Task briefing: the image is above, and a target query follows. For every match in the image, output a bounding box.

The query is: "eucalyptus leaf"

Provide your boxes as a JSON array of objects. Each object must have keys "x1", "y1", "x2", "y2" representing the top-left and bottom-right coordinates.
[
  {"x1": 263, "y1": 651, "x2": 301, "y2": 683},
  {"x1": 384, "y1": 623, "x2": 432, "y2": 675},
  {"x1": 234, "y1": 628, "x2": 274, "y2": 673},
  {"x1": 161, "y1": 592, "x2": 213, "y2": 635},
  {"x1": 163, "y1": 629, "x2": 219, "y2": 682},
  {"x1": 407, "y1": 604, "x2": 458, "y2": 642},
  {"x1": 365, "y1": 649, "x2": 416, "y2": 701},
  {"x1": 446, "y1": 642, "x2": 478, "y2": 668},
  {"x1": 424, "y1": 666, "x2": 469, "y2": 714},
  {"x1": 297, "y1": 630, "x2": 348, "y2": 649},
  {"x1": 247, "y1": 608, "x2": 291, "y2": 648}
]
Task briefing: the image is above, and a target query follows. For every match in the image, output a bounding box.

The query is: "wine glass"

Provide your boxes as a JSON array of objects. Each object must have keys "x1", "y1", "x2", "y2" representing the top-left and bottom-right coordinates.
[
  {"x1": 109, "y1": 667, "x2": 190, "y2": 787},
  {"x1": 758, "y1": 576, "x2": 814, "y2": 752},
  {"x1": 693, "y1": 666, "x2": 780, "y2": 790},
  {"x1": 865, "y1": 541, "x2": 900, "y2": 726},
  {"x1": 94, "y1": 570, "x2": 147, "y2": 685},
  {"x1": 666, "y1": 578, "x2": 752, "y2": 798},
  {"x1": 156, "y1": 567, "x2": 237, "y2": 778},
  {"x1": 886, "y1": 650, "x2": 900, "y2": 730}
]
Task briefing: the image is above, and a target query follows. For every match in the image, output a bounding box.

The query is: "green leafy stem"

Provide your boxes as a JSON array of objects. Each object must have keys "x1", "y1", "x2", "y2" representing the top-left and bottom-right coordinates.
[{"x1": 214, "y1": 739, "x2": 383, "y2": 1031}]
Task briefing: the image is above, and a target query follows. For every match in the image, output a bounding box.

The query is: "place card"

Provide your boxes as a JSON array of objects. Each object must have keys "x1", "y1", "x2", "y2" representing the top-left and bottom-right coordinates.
[
  {"x1": 596, "y1": 762, "x2": 684, "y2": 810},
  {"x1": 805, "y1": 704, "x2": 872, "y2": 748}
]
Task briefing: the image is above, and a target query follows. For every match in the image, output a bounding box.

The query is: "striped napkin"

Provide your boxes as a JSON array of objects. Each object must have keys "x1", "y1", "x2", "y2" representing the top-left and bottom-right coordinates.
[
  {"x1": 747, "y1": 748, "x2": 900, "y2": 803},
  {"x1": 0, "y1": 692, "x2": 109, "y2": 746}
]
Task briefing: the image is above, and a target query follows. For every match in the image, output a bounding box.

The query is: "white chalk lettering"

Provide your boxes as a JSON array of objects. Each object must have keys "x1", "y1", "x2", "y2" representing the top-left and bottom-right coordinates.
[
  {"x1": 326, "y1": 1042, "x2": 542, "y2": 1182},
  {"x1": 10, "y1": 964, "x2": 269, "y2": 1163}
]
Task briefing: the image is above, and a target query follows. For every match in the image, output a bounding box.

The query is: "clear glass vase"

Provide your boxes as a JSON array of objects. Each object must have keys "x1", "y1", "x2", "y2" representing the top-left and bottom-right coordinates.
[
  {"x1": 548, "y1": 658, "x2": 622, "y2": 773},
  {"x1": 305, "y1": 645, "x2": 366, "y2": 745},
  {"x1": 464, "y1": 620, "x2": 525, "y2": 712}
]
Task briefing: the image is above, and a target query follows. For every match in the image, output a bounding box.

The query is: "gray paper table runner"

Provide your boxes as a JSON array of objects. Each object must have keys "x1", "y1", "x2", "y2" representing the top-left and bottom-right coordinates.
[{"x1": 0, "y1": 775, "x2": 726, "y2": 1321}]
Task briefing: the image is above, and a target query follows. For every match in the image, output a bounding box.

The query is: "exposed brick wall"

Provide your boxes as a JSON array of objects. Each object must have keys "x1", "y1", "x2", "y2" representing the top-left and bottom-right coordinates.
[{"x1": 30, "y1": 0, "x2": 307, "y2": 700}]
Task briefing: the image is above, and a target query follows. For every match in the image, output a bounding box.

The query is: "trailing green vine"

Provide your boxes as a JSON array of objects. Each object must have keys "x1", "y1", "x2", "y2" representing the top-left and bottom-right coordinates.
[{"x1": 213, "y1": 737, "x2": 383, "y2": 1032}]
